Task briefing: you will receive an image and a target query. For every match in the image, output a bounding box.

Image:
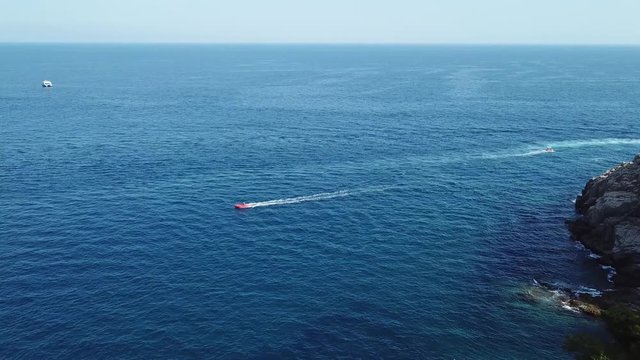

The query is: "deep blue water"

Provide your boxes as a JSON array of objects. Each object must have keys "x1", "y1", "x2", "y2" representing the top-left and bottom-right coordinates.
[{"x1": 1, "y1": 45, "x2": 640, "y2": 359}]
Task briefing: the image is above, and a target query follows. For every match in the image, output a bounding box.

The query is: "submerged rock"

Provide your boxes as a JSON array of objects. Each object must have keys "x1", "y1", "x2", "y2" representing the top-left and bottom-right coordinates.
[
  {"x1": 567, "y1": 154, "x2": 640, "y2": 288},
  {"x1": 519, "y1": 280, "x2": 604, "y2": 316},
  {"x1": 569, "y1": 300, "x2": 602, "y2": 316}
]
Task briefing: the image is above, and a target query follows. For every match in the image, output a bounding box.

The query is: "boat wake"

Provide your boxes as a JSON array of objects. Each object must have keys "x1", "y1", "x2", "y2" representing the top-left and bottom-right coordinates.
[
  {"x1": 481, "y1": 138, "x2": 640, "y2": 160},
  {"x1": 549, "y1": 138, "x2": 640, "y2": 149},
  {"x1": 480, "y1": 149, "x2": 549, "y2": 159},
  {"x1": 235, "y1": 137, "x2": 639, "y2": 209},
  {"x1": 236, "y1": 187, "x2": 389, "y2": 209}
]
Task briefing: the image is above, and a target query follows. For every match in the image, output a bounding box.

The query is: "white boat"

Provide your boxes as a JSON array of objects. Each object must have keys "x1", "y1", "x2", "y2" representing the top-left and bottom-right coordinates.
[
  {"x1": 42, "y1": 80, "x2": 53, "y2": 87},
  {"x1": 545, "y1": 147, "x2": 555, "y2": 153}
]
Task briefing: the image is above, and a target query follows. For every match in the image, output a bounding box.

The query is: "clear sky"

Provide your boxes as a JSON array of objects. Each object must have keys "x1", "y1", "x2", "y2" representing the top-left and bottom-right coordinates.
[{"x1": 2, "y1": 0, "x2": 639, "y2": 44}]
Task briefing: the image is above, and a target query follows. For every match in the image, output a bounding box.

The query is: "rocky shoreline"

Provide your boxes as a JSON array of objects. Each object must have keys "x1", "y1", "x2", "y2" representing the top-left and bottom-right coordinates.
[{"x1": 567, "y1": 154, "x2": 640, "y2": 308}]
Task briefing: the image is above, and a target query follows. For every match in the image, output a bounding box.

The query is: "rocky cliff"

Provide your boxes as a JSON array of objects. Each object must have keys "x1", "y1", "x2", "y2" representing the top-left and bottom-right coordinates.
[{"x1": 568, "y1": 154, "x2": 640, "y2": 287}]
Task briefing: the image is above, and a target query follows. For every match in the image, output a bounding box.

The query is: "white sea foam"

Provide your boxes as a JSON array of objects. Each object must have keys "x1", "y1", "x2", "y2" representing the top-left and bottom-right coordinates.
[
  {"x1": 561, "y1": 301, "x2": 581, "y2": 313},
  {"x1": 563, "y1": 306, "x2": 581, "y2": 314},
  {"x1": 574, "y1": 286, "x2": 603, "y2": 297},
  {"x1": 573, "y1": 241, "x2": 587, "y2": 250},
  {"x1": 601, "y1": 265, "x2": 617, "y2": 283},
  {"x1": 242, "y1": 186, "x2": 389, "y2": 208}
]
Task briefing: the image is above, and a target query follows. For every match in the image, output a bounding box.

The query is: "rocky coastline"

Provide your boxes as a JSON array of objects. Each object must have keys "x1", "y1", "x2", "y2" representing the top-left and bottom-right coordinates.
[
  {"x1": 529, "y1": 155, "x2": 640, "y2": 359},
  {"x1": 567, "y1": 154, "x2": 640, "y2": 308}
]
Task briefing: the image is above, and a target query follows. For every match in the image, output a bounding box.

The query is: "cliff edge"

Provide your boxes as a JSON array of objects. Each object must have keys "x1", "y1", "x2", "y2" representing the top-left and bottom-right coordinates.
[{"x1": 568, "y1": 154, "x2": 640, "y2": 287}]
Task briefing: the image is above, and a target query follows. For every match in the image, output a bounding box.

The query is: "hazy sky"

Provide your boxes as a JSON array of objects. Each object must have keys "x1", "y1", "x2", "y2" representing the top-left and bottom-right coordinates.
[{"x1": 2, "y1": 0, "x2": 639, "y2": 44}]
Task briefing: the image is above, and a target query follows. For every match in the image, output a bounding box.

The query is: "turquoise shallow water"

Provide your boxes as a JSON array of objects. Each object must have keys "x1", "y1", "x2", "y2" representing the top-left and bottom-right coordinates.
[{"x1": 1, "y1": 45, "x2": 640, "y2": 359}]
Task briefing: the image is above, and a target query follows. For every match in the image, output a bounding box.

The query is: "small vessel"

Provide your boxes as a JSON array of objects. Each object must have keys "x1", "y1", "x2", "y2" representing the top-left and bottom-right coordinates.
[
  {"x1": 234, "y1": 203, "x2": 251, "y2": 209},
  {"x1": 545, "y1": 147, "x2": 555, "y2": 153},
  {"x1": 42, "y1": 80, "x2": 53, "y2": 87}
]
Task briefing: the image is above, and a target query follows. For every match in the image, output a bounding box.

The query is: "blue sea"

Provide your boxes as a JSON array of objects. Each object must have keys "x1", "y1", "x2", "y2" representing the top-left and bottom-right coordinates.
[{"x1": 1, "y1": 45, "x2": 640, "y2": 359}]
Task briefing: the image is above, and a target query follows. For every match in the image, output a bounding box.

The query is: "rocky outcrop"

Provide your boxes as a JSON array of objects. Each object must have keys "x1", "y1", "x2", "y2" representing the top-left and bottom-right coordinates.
[
  {"x1": 567, "y1": 154, "x2": 640, "y2": 287},
  {"x1": 518, "y1": 280, "x2": 605, "y2": 316}
]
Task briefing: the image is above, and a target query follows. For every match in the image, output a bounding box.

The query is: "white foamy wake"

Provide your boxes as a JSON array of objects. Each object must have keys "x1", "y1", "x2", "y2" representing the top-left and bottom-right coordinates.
[
  {"x1": 518, "y1": 149, "x2": 548, "y2": 157},
  {"x1": 242, "y1": 187, "x2": 389, "y2": 208},
  {"x1": 480, "y1": 149, "x2": 548, "y2": 159},
  {"x1": 549, "y1": 138, "x2": 640, "y2": 149},
  {"x1": 481, "y1": 138, "x2": 640, "y2": 160}
]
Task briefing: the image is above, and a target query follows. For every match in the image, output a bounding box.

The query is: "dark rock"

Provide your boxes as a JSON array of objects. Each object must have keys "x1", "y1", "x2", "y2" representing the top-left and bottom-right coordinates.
[
  {"x1": 598, "y1": 288, "x2": 640, "y2": 311},
  {"x1": 566, "y1": 218, "x2": 591, "y2": 238},
  {"x1": 568, "y1": 154, "x2": 640, "y2": 288}
]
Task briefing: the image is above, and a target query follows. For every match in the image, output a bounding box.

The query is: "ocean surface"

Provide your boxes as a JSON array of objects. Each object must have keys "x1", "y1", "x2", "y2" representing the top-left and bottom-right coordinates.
[{"x1": 1, "y1": 45, "x2": 640, "y2": 359}]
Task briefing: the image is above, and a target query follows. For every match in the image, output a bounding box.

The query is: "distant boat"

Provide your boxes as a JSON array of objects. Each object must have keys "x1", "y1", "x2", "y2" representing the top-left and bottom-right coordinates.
[
  {"x1": 42, "y1": 80, "x2": 53, "y2": 88},
  {"x1": 234, "y1": 203, "x2": 251, "y2": 209},
  {"x1": 545, "y1": 147, "x2": 555, "y2": 153}
]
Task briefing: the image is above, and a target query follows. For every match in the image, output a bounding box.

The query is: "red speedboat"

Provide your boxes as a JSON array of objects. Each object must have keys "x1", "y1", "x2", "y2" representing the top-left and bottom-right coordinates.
[{"x1": 234, "y1": 203, "x2": 251, "y2": 209}]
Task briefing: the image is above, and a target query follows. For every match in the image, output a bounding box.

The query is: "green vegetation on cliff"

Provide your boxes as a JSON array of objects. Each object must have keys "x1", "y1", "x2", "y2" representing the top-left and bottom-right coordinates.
[{"x1": 566, "y1": 306, "x2": 640, "y2": 360}]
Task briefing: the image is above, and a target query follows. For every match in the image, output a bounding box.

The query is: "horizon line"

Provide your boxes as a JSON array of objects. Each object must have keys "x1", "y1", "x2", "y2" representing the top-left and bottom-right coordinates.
[{"x1": 1, "y1": 41, "x2": 639, "y2": 47}]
